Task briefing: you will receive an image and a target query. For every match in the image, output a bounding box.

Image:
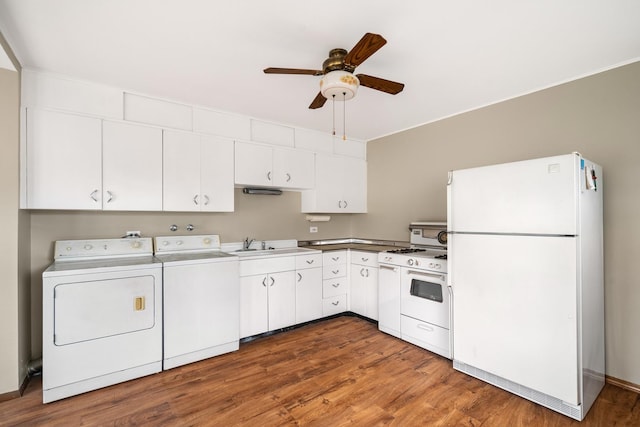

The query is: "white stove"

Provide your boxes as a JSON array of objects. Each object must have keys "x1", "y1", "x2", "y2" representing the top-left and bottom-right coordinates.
[{"x1": 378, "y1": 222, "x2": 452, "y2": 359}]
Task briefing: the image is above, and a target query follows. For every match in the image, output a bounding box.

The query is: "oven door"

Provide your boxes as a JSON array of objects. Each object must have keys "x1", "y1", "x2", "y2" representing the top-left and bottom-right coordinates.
[{"x1": 401, "y1": 267, "x2": 449, "y2": 329}]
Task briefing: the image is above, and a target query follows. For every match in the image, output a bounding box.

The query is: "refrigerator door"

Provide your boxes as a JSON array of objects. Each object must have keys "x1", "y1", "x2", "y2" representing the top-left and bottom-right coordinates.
[
  {"x1": 451, "y1": 233, "x2": 579, "y2": 405},
  {"x1": 448, "y1": 154, "x2": 578, "y2": 235}
]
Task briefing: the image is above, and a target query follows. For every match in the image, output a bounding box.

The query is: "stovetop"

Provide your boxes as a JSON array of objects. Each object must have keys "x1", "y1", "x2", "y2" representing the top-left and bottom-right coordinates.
[{"x1": 386, "y1": 247, "x2": 447, "y2": 259}]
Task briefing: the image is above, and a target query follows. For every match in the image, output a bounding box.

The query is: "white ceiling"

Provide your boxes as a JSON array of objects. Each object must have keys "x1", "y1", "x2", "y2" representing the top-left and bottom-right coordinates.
[{"x1": 0, "y1": 0, "x2": 638, "y2": 140}]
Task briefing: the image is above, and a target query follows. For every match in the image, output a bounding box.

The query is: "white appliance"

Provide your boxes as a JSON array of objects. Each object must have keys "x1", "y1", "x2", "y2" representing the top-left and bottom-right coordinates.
[
  {"x1": 378, "y1": 222, "x2": 451, "y2": 359},
  {"x1": 42, "y1": 238, "x2": 162, "y2": 403},
  {"x1": 447, "y1": 153, "x2": 604, "y2": 421},
  {"x1": 154, "y1": 235, "x2": 240, "y2": 370}
]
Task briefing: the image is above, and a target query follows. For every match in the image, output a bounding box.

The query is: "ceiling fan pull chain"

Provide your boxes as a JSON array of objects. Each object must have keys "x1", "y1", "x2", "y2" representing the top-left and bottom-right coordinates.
[
  {"x1": 332, "y1": 94, "x2": 336, "y2": 136},
  {"x1": 343, "y1": 91, "x2": 346, "y2": 140}
]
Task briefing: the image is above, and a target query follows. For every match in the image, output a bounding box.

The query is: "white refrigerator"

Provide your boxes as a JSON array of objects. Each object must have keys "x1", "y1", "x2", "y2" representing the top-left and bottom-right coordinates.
[{"x1": 447, "y1": 153, "x2": 604, "y2": 421}]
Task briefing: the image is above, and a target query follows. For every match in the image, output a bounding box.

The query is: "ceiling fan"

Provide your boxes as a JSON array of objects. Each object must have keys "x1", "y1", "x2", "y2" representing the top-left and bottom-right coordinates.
[{"x1": 263, "y1": 33, "x2": 405, "y2": 109}]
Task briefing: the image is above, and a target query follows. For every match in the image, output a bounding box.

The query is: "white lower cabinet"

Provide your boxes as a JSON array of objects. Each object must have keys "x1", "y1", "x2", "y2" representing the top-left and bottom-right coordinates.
[
  {"x1": 295, "y1": 253, "x2": 323, "y2": 324},
  {"x1": 322, "y1": 250, "x2": 349, "y2": 316},
  {"x1": 239, "y1": 257, "x2": 296, "y2": 338},
  {"x1": 349, "y1": 251, "x2": 379, "y2": 320}
]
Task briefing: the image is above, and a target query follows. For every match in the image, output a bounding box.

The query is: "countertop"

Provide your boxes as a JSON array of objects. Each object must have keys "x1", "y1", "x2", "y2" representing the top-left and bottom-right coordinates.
[{"x1": 298, "y1": 238, "x2": 407, "y2": 253}]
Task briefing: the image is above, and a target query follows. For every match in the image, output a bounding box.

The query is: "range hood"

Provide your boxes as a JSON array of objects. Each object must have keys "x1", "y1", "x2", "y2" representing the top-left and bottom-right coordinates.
[{"x1": 242, "y1": 188, "x2": 283, "y2": 195}]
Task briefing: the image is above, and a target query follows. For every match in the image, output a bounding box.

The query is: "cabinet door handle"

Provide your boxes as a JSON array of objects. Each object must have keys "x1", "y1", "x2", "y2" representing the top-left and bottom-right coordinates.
[
  {"x1": 286, "y1": 173, "x2": 291, "y2": 182},
  {"x1": 297, "y1": 272, "x2": 302, "y2": 282},
  {"x1": 360, "y1": 268, "x2": 365, "y2": 277},
  {"x1": 267, "y1": 171, "x2": 272, "y2": 181},
  {"x1": 106, "y1": 190, "x2": 113, "y2": 203},
  {"x1": 90, "y1": 189, "x2": 99, "y2": 202},
  {"x1": 331, "y1": 256, "x2": 339, "y2": 262},
  {"x1": 417, "y1": 323, "x2": 434, "y2": 332},
  {"x1": 343, "y1": 200, "x2": 348, "y2": 208},
  {"x1": 262, "y1": 277, "x2": 267, "y2": 287},
  {"x1": 270, "y1": 276, "x2": 275, "y2": 287},
  {"x1": 332, "y1": 269, "x2": 339, "y2": 275},
  {"x1": 332, "y1": 283, "x2": 340, "y2": 288},
  {"x1": 365, "y1": 268, "x2": 369, "y2": 278},
  {"x1": 306, "y1": 259, "x2": 314, "y2": 265},
  {"x1": 203, "y1": 194, "x2": 210, "y2": 205},
  {"x1": 193, "y1": 195, "x2": 199, "y2": 205},
  {"x1": 338, "y1": 200, "x2": 343, "y2": 208}
]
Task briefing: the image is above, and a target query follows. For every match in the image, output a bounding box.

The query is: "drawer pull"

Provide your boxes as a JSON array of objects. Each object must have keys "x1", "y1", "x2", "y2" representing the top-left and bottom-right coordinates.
[
  {"x1": 306, "y1": 259, "x2": 314, "y2": 264},
  {"x1": 417, "y1": 323, "x2": 434, "y2": 332},
  {"x1": 297, "y1": 273, "x2": 302, "y2": 282},
  {"x1": 361, "y1": 257, "x2": 368, "y2": 262},
  {"x1": 332, "y1": 283, "x2": 340, "y2": 288},
  {"x1": 332, "y1": 270, "x2": 339, "y2": 275},
  {"x1": 332, "y1": 256, "x2": 339, "y2": 261},
  {"x1": 332, "y1": 301, "x2": 339, "y2": 306}
]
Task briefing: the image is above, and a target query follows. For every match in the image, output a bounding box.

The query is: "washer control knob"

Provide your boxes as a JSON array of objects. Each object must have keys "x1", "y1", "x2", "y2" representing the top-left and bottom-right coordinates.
[
  {"x1": 203, "y1": 238, "x2": 211, "y2": 245},
  {"x1": 176, "y1": 240, "x2": 183, "y2": 245},
  {"x1": 66, "y1": 246, "x2": 72, "y2": 251},
  {"x1": 163, "y1": 241, "x2": 170, "y2": 246},
  {"x1": 132, "y1": 241, "x2": 141, "y2": 249},
  {"x1": 84, "y1": 244, "x2": 93, "y2": 251}
]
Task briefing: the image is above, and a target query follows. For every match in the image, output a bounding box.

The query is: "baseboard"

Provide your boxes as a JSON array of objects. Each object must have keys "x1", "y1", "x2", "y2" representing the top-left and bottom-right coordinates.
[{"x1": 606, "y1": 375, "x2": 640, "y2": 394}]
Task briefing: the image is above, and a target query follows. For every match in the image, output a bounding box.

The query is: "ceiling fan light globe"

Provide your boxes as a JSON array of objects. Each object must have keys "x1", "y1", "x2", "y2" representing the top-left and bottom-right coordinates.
[{"x1": 320, "y1": 70, "x2": 359, "y2": 100}]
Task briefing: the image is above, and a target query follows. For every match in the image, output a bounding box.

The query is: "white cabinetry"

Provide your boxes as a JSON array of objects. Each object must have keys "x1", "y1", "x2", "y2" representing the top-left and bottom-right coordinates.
[
  {"x1": 301, "y1": 154, "x2": 367, "y2": 213},
  {"x1": 25, "y1": 108, "x2": 102, "y2": 210},
  {"x1": 322, "y1": 251, "x2": 349, "y2": 315},
  {"x1": 235, "y1": 142, "x2": 315, "y2": 189},
  {"x1": 349, "y1": 251, "x2": 379, "y2": 320},
  {"x1": 163, "y1": 130, "x2": 234, "y2": 212},
  {"x1": 378, "y1": 263, "x2": 402, "y2": 338},
  {"x1": 295, "y1": 253, "x2": 323, "y2": 324},
  {"x1": 102, "y1": 121, "x2": 162, "y2": 211},
  {"x1": 239, "y1": 257, "x2": 296, "y2": 338}
]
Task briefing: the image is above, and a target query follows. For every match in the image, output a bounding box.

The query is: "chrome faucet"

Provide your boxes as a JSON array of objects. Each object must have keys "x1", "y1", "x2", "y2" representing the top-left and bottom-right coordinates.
[{"x1": 243, "y1": 237, "x2": 255, "y2": 250}]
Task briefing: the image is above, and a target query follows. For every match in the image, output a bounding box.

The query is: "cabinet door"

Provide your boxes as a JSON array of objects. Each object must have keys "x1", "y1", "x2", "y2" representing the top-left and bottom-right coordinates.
[
  {"x1": 26, "y1": 108, "x2": 102, "y2": 209},
  {"x1": 239, "y1": 275, "x2": 268, "y2": 338},
  {"x1": 268, "y1": 271, "x2": 296, "y2": 330},
  {"x1": 273, "y1": 148, "x2": 315, "y2": 189},
  {"x1": 102, "y1": 121, "x2": 162, "y2": 211},
  {"x1": 350, "y1": 265, "x2": 367, "y2": 317},
  {"x1": 200, "y1": 135, "x2": 234, "y2": 212},
  {"x1": 342, "y1": 156, "x2": 367, "y2": 213},
  {"x1": 163, "y1": 130, "x2": 201, "y2": 211},
  {"x1": 234, "y1": 142, "x2": 273, "y2": 186},
  {"x1": 295, "y1": 267, "x2": 323, "y2": 323},
  {"x1": 313, "y1": 154, "x2": 344, "y2": 211}
]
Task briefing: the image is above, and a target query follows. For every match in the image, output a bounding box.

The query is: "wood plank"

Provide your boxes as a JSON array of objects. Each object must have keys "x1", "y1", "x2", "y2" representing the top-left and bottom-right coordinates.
[{"x1": 0, "y1": 316, "x2": 638, "y2": 426}]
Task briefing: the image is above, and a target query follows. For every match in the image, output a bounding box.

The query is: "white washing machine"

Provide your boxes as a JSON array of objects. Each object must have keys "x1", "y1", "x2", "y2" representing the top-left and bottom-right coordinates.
[
  {"x1": 154, "y1": 234, "x2": 240, "y2": 370},
  {"x1": 42, "y1": 237, "x2": 163, "y2": 403}
]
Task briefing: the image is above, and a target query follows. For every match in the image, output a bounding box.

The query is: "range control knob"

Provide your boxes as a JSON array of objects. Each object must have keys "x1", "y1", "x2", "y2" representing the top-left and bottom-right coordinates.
[{"x1": 407, "y1": 259, "x2": 414, "y2": 266}]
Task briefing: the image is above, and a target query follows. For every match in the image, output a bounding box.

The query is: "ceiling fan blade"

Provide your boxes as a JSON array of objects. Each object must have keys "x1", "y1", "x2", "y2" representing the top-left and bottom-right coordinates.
[
  {"x1": 309, "y1": 92, "x2": 327, "y2": 109},
  {"x1": 343, "y1": 33, "x2": 387, "y2": 69},
  {"x1": 264, "y1": 67, "x2": 323, "y2": 76},
  {"x1": 356, "y1": 74, "x2": 405, "y2": 95}
]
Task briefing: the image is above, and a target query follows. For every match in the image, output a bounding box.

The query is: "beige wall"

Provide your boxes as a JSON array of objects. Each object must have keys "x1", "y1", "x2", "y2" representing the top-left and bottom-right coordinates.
[
  {"x1": 0, "y1": 66, "x2": 28, "y2": 394},
  {"x1": 29, "y1": 189, "x2": 354, "y2": 355},
  {"x1": 359, "y1": 61, "x2": 640, "y2": 385}
]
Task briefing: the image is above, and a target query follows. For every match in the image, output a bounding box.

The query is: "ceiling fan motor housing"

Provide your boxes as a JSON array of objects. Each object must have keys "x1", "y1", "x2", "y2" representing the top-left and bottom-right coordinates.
[{"x1": 320, "y1": 70, "x2": 359, "y2": 100}]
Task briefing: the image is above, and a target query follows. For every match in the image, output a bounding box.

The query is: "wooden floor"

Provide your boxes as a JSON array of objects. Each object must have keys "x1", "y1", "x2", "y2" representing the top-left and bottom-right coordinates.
[{"x1": 1, "y1": 316, "x2": 639, "y2": 426}]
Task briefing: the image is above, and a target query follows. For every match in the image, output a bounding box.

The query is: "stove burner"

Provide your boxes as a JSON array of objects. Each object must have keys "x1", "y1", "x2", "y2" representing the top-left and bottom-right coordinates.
[{"x1": 387, "y1": 248, "x2": 426, "y2": 254}]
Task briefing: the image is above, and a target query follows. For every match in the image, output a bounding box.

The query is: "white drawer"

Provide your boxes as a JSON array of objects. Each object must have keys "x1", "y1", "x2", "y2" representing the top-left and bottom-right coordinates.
[
  {"x1": 323, "y1": 251, "x2": 347, "y2": 266},
  {"x1": 296, "y1": 253, "x2": 322, "y2": 270},
  {"x1": 323, "y1": 278, "x2": 347, "y2": 298},
  {"x1": 323, "y1": 265, "x2": 346, "y2": 279},
  {"x1": 350, "y1": 250, "x2": 379, "y2": 267},
  {"x1": 401, "y1": 315, "x2": 451, "y2": 358},
  {"x1": 323, "y1": 294, "x2": 347, "y2": 316},
  {"x1": 239, "y1": 257, "x2": 296, "y2": 276}
]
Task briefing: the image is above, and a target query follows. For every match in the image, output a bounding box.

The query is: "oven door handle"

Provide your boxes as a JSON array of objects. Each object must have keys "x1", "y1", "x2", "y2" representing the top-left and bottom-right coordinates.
[{"x1": 407, "y1": 270, "x2": 445, "y2": 281}]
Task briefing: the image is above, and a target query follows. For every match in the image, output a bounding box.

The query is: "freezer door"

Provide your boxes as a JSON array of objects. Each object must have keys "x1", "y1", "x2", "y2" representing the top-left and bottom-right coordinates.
[
  {"x1": 451, "y1": 233, "x2": 579, "y2": 405},
  {"x1": 448, "y1": 154, "x2": 578, "y2": 235}
]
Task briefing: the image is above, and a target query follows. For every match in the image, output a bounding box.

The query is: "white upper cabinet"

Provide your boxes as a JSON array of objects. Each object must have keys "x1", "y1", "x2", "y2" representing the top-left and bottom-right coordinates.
[
  {"x1": 25, "y1": 108, "x2": 103, "y2": 210},
  {"x1": 294, "y1": 128, "x2": 333, "y2": 153},
  {"x1": 301, "y1": 154, "x2": 367, "y2": 213},
  {"x1": 250, "y1": 119, "x2": 294, "y2": 147},
  {"x1": 102, "y1": 121, "x2": 163, "y2": 211},
  {"x1": 193, "y1": 108, "x2": 250, "y2": 140},
  {"x1": 163, "y1": 130, "x2": 234, "y2": 212},
  {"x1": 235, "y1": 142, "x2": 315, "y2": 190},
  {"x1": 124, "y1": 93, "x2": 192, "y2": 130},
  {"x1": 21, "y1": 69, "x2": 123, "y2": 119}
]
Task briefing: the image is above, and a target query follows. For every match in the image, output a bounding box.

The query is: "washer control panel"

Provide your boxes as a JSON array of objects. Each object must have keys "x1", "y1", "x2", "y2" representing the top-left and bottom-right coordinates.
[
  {"x1": 54, "y1": 238, "x2": 153, "y2": 260},
  {"x1": 154, "y1": 235, "x2": 221, "y2": 253}
]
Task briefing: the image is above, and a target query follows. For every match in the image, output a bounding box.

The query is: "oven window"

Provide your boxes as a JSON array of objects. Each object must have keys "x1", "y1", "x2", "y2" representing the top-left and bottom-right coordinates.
[{"x1": 410, "y1": 279, "x2": 443, "y2": 303}]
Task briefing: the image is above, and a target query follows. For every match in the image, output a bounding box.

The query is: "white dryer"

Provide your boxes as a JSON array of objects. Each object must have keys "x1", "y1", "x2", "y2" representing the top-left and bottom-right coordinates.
[
  {"x1": 154, "y1": 235, "x2": 240, "y2": 370},
  {"x1": 42, "y1": 237, "x2": 162, "y2": 403}
]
